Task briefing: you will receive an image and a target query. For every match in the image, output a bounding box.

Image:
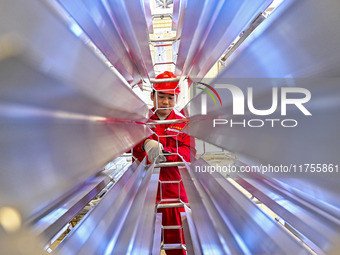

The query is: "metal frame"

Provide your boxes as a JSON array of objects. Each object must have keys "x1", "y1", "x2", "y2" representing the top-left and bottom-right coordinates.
[{"x1": 144, "y1": 119, "x2": 190, "y2": 252}]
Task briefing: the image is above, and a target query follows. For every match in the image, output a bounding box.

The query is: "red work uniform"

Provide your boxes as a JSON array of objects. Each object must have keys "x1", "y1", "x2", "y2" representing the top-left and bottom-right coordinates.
[{"x1": 133, "y1": 108, "x2": 196, "y2": 255}]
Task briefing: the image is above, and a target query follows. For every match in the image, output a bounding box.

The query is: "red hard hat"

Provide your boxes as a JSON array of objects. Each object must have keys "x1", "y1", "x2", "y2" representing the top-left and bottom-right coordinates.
[{"x1": 153, "y1": 71, "x2": 180, "y2": 95}]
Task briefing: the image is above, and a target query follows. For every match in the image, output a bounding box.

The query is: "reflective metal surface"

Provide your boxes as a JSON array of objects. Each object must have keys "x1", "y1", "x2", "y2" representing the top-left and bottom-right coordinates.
[
  {"x1": 152, "y1": 213, "x2": 162, "y2": 255},
  {"x1": 1, "y1": 0, "x2": 340, "y2": 254},
  {"x1": 184, "y1": 0, "x2": 340, "y2": 167},
  {"x1": 185, "y1": 78, "x2": 340, "y2": 167},
  {"x1": 175, "y1": 0, "x2": 272, "y2": 80},
  {"x1": 233, "y1": 170, "x2": 340, "y2": 254},
  {"x1": 221, "y1": 0, "x2": 340, "y2": 78},
  {"x1": 182, "y1": 1, "x2": 340, "y2": 253},
  {"x1": 0, "y1": 0, "x2": 152, "y2": 220},
  {"x1": 56, "y1": 0, "x2": 141, "y2": 85},
  {"x1": 56, "y1": 0, "x2": 155, "y2": 85},
  {"x1": 56, "y1": 159, "x2": 160, "y2": 255},
  {"x1": 154, "y1": 162, "x2": 185, "y2": 168},
  {"x1": 172, "y1": 0, "x2": 185, "y2": 37},
  {"x1": 0, "y1": 111, "x2": 151, "y2": 219},
  {"x1": 150, "y1": 77, "x2": 180, "y2": 83},
  {"x1": 0, "y1": 228, "x2": 51, "y2": 255},
  {"x1": 0, "y1": 0, "x2": 149, "y2": 120},
  {"x1": 143, "y1": 0, "x2": 154, "y2": 34},
  {"x1": 180, "y1": 159, "x2": 310, "y2": 255},
  {"x1": 104, "y1": 0, "x2": 154, "y2": 82},
  {"x1": 30, "y1": 173, "x2": 110, "y2": 246},
  {"x1": 180, "y1": 211, "x2": 196, "y2": 255}
]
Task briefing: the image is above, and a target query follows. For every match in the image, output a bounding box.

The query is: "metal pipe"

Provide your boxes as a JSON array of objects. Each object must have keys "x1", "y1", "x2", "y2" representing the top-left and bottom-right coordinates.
[
  {"x1": 159, "y1": 198, "x2": 181, "y2": 203},
  {"x1": 157, "y1": 203, "x2": 187, "y2": 209},
  {"x1": 162, "y1": 244, "x2": 185, "y2": 250},
  {"x1": 150, "y1": 37, "x2": 177, "y2": 43},
  {"x1": 150, "y1": 78, "x2": 180, "y2": 83},
  {"x1": 146, "y1": 119, "x2": 189, "y2": 125},
  {"x1": 154, "y1": 162, "x2": 185, "y2": 167},
  {"x1": 159, "y1": 180, "x2": 181, "y2": 184},
  {"x1": 162, "y1": 225, "x2": 182, "y2": 230},
  {"x1": 154, "y1": 44, "x2": 173, "y2": 47},
  {"x1": 153, "y1": 62, "x2": 176, "y2": 66}
]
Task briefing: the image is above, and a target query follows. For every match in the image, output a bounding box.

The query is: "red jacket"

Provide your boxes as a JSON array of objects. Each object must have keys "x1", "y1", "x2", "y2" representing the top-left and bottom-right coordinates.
[{"x1": 133, "y1": 108, "x2": 196, "y2": 202}]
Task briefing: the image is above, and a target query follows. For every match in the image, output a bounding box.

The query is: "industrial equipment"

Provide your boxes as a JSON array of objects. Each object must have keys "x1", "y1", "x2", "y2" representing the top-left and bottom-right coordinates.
[{"x1": 0, "y1": 0, "x2": 339, "y2": 254}]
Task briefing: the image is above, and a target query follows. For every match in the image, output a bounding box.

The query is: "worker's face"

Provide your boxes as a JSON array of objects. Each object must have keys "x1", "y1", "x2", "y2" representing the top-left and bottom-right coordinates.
[{"x1": 151, "y1": 92, "x2": 176, "y2": 117}]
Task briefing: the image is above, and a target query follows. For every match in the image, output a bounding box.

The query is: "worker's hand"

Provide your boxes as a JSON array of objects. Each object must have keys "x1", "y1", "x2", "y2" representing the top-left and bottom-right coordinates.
[{"x1": 144, "y1": 139, "x2": 166, "y2": 163}]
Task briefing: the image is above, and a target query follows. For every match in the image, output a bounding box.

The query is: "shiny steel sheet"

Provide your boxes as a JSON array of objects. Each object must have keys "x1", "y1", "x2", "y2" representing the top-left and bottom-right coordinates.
[
  {"x1": 0, "y1": 0, "x2": 149, "y2": 120},
  {"x1": 180, "y1": 159, "x2": 310, "y2": 255},
  {"x1": 30, "y1": 173, "x2": 110, "y2": 245},
  {"x1": 179, "y1": 164, "x2": 227, "y2": 255},
  {"x1": 234, "y1": 171, "x2": 340, "y2": 253},
  {"x1": 104, "y1": 0, "x2": 154, "y2": 81},
  {"x1": 221, "y1": 0, "x2": 340, "y2": 78},
  {"x1": 183, "y1": 0, "x2": 340, "y2": 169},
  {"x1": 0, "y1": 112, "x2": 151, "y2": 219},
  {"x1": 57, "y1": 159, "x2": 160, "y2": 255},
  {"x1": 184, "y1": 78, "x2": 340, "y2": 167},
  {"x1": 112, "y1": 166, "x2": 159, "y2": 255},
  {"x1": 0, "y1": 0, "x2": 152, "y2": 219},
  {"x1": 143, "y1": 0, "x2": 154, "y2": 34},
  {"x1": 57, "y1": 0, "x2": 140, "y2": 85},
  {"x1": 176, "y1": 0, "x2": 272, "y2": 80},
  {"x1": 56, "y1": 161, "x2": 140, "y2": 254}
]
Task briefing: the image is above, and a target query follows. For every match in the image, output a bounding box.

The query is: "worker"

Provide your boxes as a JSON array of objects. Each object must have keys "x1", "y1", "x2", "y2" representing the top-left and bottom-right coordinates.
[{"x1": 133, "y1": 71, "x2": 196, "y2": 255}]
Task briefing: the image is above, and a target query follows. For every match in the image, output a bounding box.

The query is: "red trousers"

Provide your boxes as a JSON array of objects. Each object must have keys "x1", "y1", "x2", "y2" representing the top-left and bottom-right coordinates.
[{"x1": 157, "y1": 179, "x2": 187, "y2": 255}]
